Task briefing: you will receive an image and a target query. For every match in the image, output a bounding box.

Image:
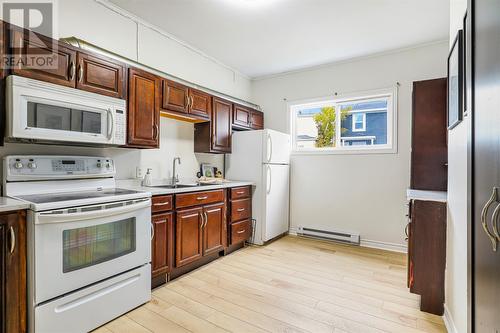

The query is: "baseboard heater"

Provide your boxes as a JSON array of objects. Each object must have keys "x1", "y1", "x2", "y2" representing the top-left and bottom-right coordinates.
[{"x1": 297, "y1": 226, "x2": 360, "y2": 245}]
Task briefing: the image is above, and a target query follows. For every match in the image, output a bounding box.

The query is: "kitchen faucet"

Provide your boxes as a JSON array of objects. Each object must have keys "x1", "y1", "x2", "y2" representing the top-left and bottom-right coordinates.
[{"x1": 172, "y1": 157, "x2": 181, "y2": 185}]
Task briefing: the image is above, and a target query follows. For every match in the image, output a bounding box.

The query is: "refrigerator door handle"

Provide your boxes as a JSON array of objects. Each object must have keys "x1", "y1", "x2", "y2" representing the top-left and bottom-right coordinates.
[
  {"x1": 267, "y1": 134, "x2": 273, "y2": 163},
  {"x1": 267, "y1": 165, "x2": 272, "y2": 194}
]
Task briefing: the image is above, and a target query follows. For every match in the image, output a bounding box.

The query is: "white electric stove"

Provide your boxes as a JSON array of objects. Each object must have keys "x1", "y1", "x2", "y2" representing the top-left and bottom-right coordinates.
[{"x1": 3, "y1": 155, "x2": 152, "y2": 333}]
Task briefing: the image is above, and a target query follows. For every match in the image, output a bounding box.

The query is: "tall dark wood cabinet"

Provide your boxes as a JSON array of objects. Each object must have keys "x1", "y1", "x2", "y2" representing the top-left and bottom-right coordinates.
[
  {"x1": 127, "y1": 67, "x2": 161, "y2": 148},
  {"x1": 407, "y1": 200, "x2": 446, "y2": 315},
  {"x1": 0, "y1": 211, "x2": 27, "y2": 333},
  {"x1": 411, "y1": 78, "x2": 448, "y2": 191},
  {"x1": 194, "y1": 97, "x2": 232, "y2": 153}
]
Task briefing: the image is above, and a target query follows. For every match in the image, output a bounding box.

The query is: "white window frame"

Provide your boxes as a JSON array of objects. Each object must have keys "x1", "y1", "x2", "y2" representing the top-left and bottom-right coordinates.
[
  {"x1": 288, "y1": 87, "x2": 398, "y2": 155},
  {"x1": 351, "y1": 112, "x2": 366, "y2": 132}
]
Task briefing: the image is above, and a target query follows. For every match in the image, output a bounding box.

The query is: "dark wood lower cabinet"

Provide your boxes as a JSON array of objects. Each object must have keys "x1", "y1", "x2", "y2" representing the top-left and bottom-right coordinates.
[
  {"x1": 203, "y1": 202, "x2": 226, "y2": 256},
  {"x1": 1, "y1": 210, "x2": 27, "y2": 333},
  {"x1": 151, "y1": 212, "x2": 173, "y2": 288},
  {"x1": 175, "y1": 207, "x2": 203, "y2": 267},
  {"x1": 407, "y1": 199, "x2": 446, "y2": 315}
]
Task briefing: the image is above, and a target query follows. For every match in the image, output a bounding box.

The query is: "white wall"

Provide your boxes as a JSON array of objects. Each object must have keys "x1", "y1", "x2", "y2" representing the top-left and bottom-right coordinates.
[
  {"x1": 445, "y1": 1, "x2": 468, "y2": 332},
  {"x1": 252, "y1": 42, "x2": 448, "y2": 250},
  {"x1": 0, "y1": 0, "x2": 254, "y2": 181}
]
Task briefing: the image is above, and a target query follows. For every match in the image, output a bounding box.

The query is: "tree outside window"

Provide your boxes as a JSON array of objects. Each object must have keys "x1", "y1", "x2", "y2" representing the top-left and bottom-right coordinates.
[{"x1": 313, "y1": 106, "x2": 349, "y2": 148}]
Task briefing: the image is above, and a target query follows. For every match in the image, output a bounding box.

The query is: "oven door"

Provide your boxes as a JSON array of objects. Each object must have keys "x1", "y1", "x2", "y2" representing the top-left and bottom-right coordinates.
[{"x1": 32, "y1": 199, "x2": 151, "y2": 304}]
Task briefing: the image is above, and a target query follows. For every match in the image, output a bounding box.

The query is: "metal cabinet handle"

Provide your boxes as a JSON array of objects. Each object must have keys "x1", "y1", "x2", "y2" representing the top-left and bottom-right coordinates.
[
  {"x1": 77, "y1": 63, "x2": 83, "y2": 82},
  {"x1": 480, "y1": 187, "x2": 498, "y2": 252},
  {"x1": 204, "y1": 212, "x2": 208, "y2": 228},
  {"x1": 185, "y1": 95, "x2": 190, "y2": 108},
  {"x1": 404, "y1": 223, "x2": 410, "y2": 242},
  {"x1": 237, "y1": 208, "x2": 245, "y2": 212},
  {"x1": 69, "y1": 61, "x2": 76, "y2": 81},
  {"x1": 150, "y1": 222, "x2": 155, "y2": 241},
  {"x1": 197, "y1": 196, "x2": 209, "y2": 200},
  {"x1": 153, "y1": 202, "x2": 169, "y2": 206},
  {"x1": 491, "y1": 203, "x2": 500, "y2": 241},
  {"x1": 9, "y1": 226, "x2": 15, "y2": 254},
  {"x1": 154, "y1": 124, "x2": 159, "y2": 140},
  {"x1": 236, "y1": 191, "x2": 245, "y2": 195},
  {"x1": 237, "y1": 230, "x2": 246, "y2": 234}
]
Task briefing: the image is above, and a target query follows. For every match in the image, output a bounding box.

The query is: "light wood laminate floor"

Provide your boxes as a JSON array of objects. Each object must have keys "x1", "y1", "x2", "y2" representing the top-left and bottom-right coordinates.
[{"x1": 94, "y1": 236, "x2": 446, "y2": 333}]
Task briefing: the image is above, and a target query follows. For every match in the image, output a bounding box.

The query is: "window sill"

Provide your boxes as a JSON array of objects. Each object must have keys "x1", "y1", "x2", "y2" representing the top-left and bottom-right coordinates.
[{"x1": 291, "y1": 147, "x2": 397, "y2": 156}]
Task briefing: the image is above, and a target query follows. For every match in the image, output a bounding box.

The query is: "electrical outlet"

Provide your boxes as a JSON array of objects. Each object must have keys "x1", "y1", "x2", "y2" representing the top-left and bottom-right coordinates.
[{"x1": 136, "y1": 167, "x2": 143, "y2": 179}]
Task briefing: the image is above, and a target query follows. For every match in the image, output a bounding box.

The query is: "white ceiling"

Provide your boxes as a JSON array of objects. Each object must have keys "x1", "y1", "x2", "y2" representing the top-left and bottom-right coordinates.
[{"x1": 108, "y1": 0, "x2": 450, "y2": 78}]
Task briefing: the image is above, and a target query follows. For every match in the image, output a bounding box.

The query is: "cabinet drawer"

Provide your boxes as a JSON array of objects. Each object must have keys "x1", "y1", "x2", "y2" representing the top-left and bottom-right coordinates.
[
  {"x1": 231, "y1": 219, "x2": 252, "y2": 245},
  {"x1": 152, "y1": 195, "x2": 173, "y2": 213},
  {"x1": 230, "y1": 186, "x2": 251, "y2": 200},
  {"x1": 175, "y1": 190, "x2": 225, "y2": 209},
  {"x1": 231, "y1": 198, "x2": 251, "y2": 222}
]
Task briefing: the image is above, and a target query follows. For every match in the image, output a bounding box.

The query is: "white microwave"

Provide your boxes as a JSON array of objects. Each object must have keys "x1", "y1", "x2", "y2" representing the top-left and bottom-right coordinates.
[{"x1": 6, "y1": 75, "x2": 127, "y2": 146}]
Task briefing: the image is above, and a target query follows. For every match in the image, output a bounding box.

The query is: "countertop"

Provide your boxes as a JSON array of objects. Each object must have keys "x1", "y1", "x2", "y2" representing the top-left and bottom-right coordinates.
[
  {"x1": 406, "y1": 189, "x2": 447, "y2": 202},
  {"x1": 116, "y1": 179, "x2": 255, "y2": 196},
  {"x1": 0, "y1": 197, "x2": 30, "y2": 212}
]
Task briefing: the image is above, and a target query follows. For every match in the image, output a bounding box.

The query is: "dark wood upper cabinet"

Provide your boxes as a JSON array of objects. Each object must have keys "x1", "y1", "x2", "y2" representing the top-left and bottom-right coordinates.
[
  {"x1": 76, "y1": 52, "x2": 126, "y2": 99},
  {"x1": 251, "y1": 110, "x2": 264, "y2": 130},
  {"x1": 175, "y1": 207, "x2": 203, "y2": 267},
  {"x1": 162, "y1": 80, "x2": 189, "y2": 114},
  {"x1": 233, "y1": 104, "x2": 252, "y2": 129},
  {"x1": 203, "y1": 203, "x2": 225, "y2": 256},
  {"x1": 194, "y1": 97, "x2": 232, "y2": 153},
  {"x1": 189, "y1": 88, "x2": 211, "y2": 119},
  {"x1": 151, "y1": 212, "x2": 173, "y2": 279},
  {"x1": 411, "y1": 78, "x2": 448, "y2": 191},
  {"x1": 127, "y1": 67, "x2": 161, "y2": 148},
  {"x1": 10, "y1": 28, "x2": 77, "y2": 87},
  {"x1": 1, "y1": 211, "x2": 27, "y2": 333}
]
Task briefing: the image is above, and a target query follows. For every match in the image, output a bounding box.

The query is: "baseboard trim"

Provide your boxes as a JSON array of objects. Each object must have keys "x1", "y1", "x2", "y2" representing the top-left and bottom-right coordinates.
[
  {"x1": 360, "y1": 239, "x2": 408, "y2": 253},
  {"x1": 443, "y1": 304, "x2": 458, "y2": 333}
]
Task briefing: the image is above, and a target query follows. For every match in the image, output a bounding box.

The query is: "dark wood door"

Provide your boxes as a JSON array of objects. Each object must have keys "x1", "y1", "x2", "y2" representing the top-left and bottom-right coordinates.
[
  {"x1": 212, "y1": 97, "x2": 232, "y2": 153},
  {"x1": 189, "y1": 89, "x2": 211, "y2": 119},
  {"x1": 203, "y1": 203, "x2": 225, "y2": 256},
  {"x1": 410, "y1": 78, "x2": 447, "y2": 191},
  {"x1": 472, "y1": 1, "x2": 500, "y2": 331},
  {"x1": 151, "y1": 212, "x2": 173, "y2": 278},
  {"x1": 251, "y1": 110, "x2": 264, "y2": 130},
  {"x1": 127, "y1": 67, "x2": 160, "y2": 148},
  {"x1": 10, "y1": 28, "x2": 77, "y2": 87},
  {"x1": 175, "y1": 207, "x2": 203, "y2": 267},
  {"x1": 233, "y1": 104, "x2": 252, "y2": 129},
  {"x1": 76, "y1": 52, "x2": 126, "y2": 99},
  {"x1": 162, "y1": 80, "x2": 189, "y2": 114},
  {"x1": 1, "y1": 211, "x2": 26, "y2": 333}
]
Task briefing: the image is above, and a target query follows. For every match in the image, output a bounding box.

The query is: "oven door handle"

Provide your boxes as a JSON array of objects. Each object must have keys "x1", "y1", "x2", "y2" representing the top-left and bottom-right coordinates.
[{"x1": 36, "y1": 199, "x2": 151, "y2": 224}]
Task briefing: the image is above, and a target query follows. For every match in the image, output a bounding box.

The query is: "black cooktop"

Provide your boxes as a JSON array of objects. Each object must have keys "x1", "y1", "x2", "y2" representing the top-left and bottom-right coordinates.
[{"x1": 17, "y1": 188, "x2": 142, "y2": 204}]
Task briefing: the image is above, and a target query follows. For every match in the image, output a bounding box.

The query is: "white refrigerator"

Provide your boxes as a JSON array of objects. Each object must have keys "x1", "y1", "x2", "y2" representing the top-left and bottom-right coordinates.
[{"x1": 226, "y1": 129, "x2": 290, "y2": 245}]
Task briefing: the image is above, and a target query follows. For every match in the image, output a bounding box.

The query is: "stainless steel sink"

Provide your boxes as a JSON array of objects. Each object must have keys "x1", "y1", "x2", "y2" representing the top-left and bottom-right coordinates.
[{"x1": 147, "y1": 183, "x2": 212, "y2": 189}]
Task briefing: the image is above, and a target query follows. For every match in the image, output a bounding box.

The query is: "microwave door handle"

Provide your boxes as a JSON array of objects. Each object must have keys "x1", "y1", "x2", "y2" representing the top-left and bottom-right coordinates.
[
  {"x1": 107, "y1": 108, "x2": 114, "y2": 140},
  {"x1": 36, "y1": 199, "x2": 150, "y2": 224}
]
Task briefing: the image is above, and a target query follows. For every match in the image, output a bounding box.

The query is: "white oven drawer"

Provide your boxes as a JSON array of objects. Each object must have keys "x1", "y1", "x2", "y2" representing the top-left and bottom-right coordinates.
[
  {"x1": 32, "y1": 199, "x2": 151, "y2": 303},
  {"x1": 33, "y1": 264, "x2": 151, "y2": 333}
]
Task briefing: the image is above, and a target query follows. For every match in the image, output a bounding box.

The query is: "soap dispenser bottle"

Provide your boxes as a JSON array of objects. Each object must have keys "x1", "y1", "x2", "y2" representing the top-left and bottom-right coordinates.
[{"x1": 142, "y1": 168, "x2": 153, "y2": 186}]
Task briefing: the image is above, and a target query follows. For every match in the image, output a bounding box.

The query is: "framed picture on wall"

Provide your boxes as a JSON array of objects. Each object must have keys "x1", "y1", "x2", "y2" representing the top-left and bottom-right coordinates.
[{"x1": 447, "y1": 29, "x2": 463, "y2": 130}]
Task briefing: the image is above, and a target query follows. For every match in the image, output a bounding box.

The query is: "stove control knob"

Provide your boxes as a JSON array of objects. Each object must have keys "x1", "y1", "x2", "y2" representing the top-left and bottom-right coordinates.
[
  {"x1": 106, "y1": 163, "x2": 111, "y2": 169},
  {"x1": 96, "y1": 162, "x2": 102, "y2": 168},
  {"x1": 14, "y1": 161, "x2": 23, "y2": 169},
  {"x1": 27, "y1": 162, "x2": 37, "y2": 169}
]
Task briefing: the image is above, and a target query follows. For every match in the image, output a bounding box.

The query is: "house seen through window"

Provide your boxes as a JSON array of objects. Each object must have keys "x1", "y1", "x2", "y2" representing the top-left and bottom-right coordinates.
[{"x1": 290, "y1": 90, "x2": 395, "y2": 152}]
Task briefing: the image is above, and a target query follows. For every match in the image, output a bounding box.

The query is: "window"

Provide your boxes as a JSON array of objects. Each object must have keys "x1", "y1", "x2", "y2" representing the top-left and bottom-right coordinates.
[
  {"x1": 352, "y1": 113, "x2": 366, "y2": 132},
  {"x1": 289, "y1": 89, "x2": 396, "y2": 153}
]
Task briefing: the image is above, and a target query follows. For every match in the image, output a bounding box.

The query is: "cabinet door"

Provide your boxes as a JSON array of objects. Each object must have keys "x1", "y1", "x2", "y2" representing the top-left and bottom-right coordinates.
[
  {"x1": 162, "y1": 80, "x2": 189, "y2": 114},
  {"x1": 76, "y1": 52, "x2": 126, "y2": 99},
  {"x1": 127, "y1": 67, "x2": 161, "y2": 148},
  {"x1": 2, "y1": 211, "x2": 27, "y2": 333},
  {"x1": 233, "y1": 104, "x2": 252, "y2": 129},
  {"x1": 10, "y1": 28, "x2": 77, "y2": 87},
  {"x1": 151, "y1": 212, "x2": 173, "y2": 278},
  {"x1": 212, "y1": 97, "x2": 232, "y2": 153},
  {"x1": 203, "y1": 203, "x2": 225, "y2": 256},
  {"x1": 189, "y1": 89, "x2": 211, "y2": 119},
  {"x1": 251, "y1": 110, "x2": 264, "y2": 130},
  {"x1": 175, "y1": 207, "x2": 203, "y2": 267}
]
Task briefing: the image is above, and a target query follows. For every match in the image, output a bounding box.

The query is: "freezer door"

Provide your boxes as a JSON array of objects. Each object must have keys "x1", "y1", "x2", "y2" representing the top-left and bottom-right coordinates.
[
  {"x1": 262, "y1": 164, "x2": 290, "y2": 242},
  {"x1": 263, "y1": 129, "x2": 290, "y2": 165}
]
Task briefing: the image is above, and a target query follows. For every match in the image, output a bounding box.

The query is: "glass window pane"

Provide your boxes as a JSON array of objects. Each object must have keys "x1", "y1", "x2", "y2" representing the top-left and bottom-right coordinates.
[
  {"x1": 28, "y1": 102, "x2": 71, "y2": 131},
  {"x1": 295, "y1": 105, "x2": 338, "y2": 149},
  {"x1": 62, "y1": 218, "x2": 136, "y2": 273},
  {"x1": 340, "y1": 99, "x2": 387, "y2": 146}
]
